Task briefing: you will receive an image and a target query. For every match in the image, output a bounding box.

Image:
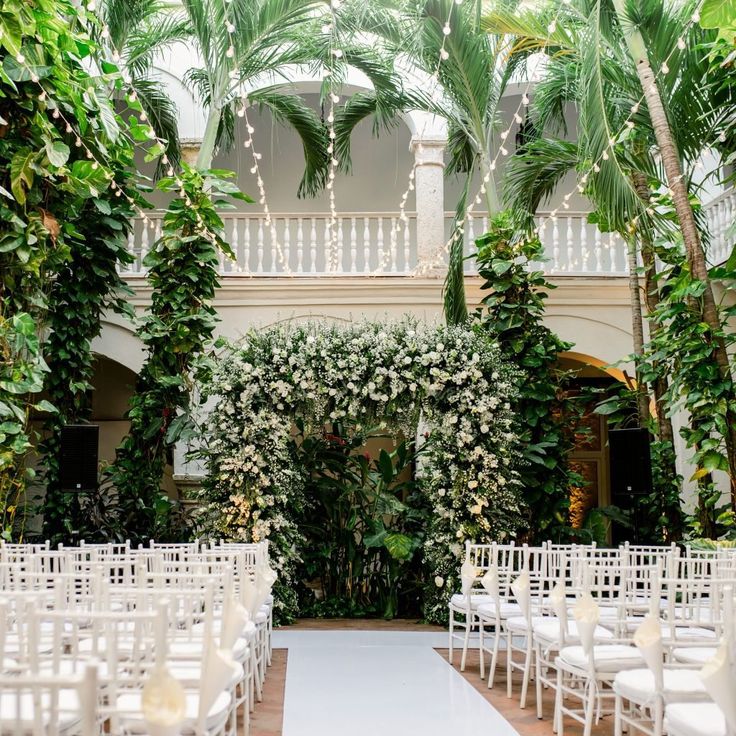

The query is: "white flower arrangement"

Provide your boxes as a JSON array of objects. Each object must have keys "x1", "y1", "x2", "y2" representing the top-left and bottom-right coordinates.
[{"x1": 197, "y1": 319, "x2": 525, "y2": 623}]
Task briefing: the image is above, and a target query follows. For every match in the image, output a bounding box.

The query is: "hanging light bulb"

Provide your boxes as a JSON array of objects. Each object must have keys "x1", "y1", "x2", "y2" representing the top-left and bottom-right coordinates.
[
  {"x1": 443, "y1": 23, "x2": 451, "y2": 35},
  {"x1": 440, "y1": 48, "x2": 449, "y2": 60}
]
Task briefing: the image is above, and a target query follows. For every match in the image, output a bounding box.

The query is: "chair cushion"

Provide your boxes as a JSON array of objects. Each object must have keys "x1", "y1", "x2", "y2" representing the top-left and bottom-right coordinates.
[
  {"x1": 614, "y1": 668, "x2": 710, "y2": 704},
  {"x1": 672, "y1": 646, "x2": 718, "y2": 665},
  {"x1": 665, "y1": 702, "x2": 726, "y2": 736},
  {"x1": 558, "y1": 644, "x2": 645, "y2": 672},
  {"x1": 476, "y1": 601, "x2": 522, "y2": 619},
  {"x1": 533, "y1": 619, "x2": 614, "y2": 646},
  {"x1": 661, "y1": 625, "x2": 718, "y2": 642},
  {"x1": 117, "y1": 689, "x2": 232, "y2": 732},
  {"x1": 505, "y1": 615, "x2": 549, "y2": 632},
  {"x1": 450, "y1": 593, "x2": 491, "y2": 610}
]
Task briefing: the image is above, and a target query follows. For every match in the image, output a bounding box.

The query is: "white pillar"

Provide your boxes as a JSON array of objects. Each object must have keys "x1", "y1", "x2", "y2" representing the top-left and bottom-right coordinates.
[
  {"x1": 411, "y1": 136, "x2": 446, "y2": 271},
  {"x1": 180, "y1": 138, "x2": 202, "y2": 167}
]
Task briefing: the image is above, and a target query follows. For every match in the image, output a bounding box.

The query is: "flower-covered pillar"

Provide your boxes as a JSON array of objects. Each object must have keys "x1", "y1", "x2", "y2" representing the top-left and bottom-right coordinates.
[{"x1": 411, "y1": 134, "x2": 446, "y2": 272}]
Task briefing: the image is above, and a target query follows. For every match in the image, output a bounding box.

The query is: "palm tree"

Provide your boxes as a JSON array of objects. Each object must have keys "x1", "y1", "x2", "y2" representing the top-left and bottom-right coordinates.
[
  {"x1": 352, "y1": 0, "x2": 525, "y2": 323},
  {"x1": 101, "y1": 0, "x2": 330, "y2": 185},
  {"x1": 485, "y1": 0, "x2": 736, "y2": 489}
]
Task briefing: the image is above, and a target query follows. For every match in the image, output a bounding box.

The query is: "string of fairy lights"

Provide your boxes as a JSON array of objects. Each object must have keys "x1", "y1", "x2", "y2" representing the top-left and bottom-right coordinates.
[
  {"x1": 411, "y1": 1, "x2": 710, "y2": 276},
  {"x1": 371, "y1": 0, "x2": 459, "y2": 274},
  {"x1": 22, "y1": 0, "x2": 716, "y2": 278},
  {"x1": 381, "y1": 0, "x2": 567, "y2": 277}
]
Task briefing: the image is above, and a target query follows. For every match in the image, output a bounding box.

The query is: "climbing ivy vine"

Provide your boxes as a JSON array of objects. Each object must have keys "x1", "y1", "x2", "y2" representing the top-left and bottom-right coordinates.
[
  {"x1": 474, "y1": 213, "x2": 584, "y2": 542},
  {"x1": 0, "y1": 0, "x2": 143, "y2": 539},
  {"x1": 105, "y1": 166, "x2": 251, "y2": 542}
]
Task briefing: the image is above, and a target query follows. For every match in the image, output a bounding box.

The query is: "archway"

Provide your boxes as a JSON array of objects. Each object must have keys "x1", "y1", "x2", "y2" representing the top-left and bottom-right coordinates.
[
  {"x1": 558, "y1": 352, "x2": 627, "y2": 538},
  {"x1": 198, "y1": 320, "x2": 523, "y2": 624}
]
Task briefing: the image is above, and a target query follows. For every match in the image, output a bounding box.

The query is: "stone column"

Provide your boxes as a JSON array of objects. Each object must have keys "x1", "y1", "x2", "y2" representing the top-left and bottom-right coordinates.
[
  {"x1": 410, "y1": 136, "x2": 446, "y2": 272},
  {"x1": 180, "y1": 138, "x2": 202, "y2": 167}
]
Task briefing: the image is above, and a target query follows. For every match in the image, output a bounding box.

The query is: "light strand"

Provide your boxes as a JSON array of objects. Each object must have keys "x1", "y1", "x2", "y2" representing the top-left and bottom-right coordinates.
[{"x1": 411, "y1": 0, "x2": 707, "y2": 276}]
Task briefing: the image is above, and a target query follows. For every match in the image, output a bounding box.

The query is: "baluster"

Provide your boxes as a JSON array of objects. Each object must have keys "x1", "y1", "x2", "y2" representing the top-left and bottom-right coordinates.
[
  {"x1": 566, "y1": 217, "x2": 574, "y2": 272},
  {"x1": 363, "y1": 218, "x2": 371, "y2": 271},
  {"x1": 350, "y1": 218, "x2": 357, "y2": 273},
  {"x1": 403, "y1": 217, "x2": 411, "y2": 273},
  {"x1": 283, "y1": 219, "x2": 291, "y2": 274},
  {"x1": 482, "y1": 215, "x2": 489, "y2": 234},
  {"x1": 243, "y1": 219, "x2": 251, "y2": 273},
  {"x1": 466, "y1": 215, "x2": 475, "y2": 258},
  {"x1": 256, "y1": 219, "x2": 264, "y2": 273},
  {"x1": 580, "y1": 219, "x2": 589, "y2": 272},
  {"x1": 123, "y1": 229, "x2": 134, "y2": 274},
  {"x1": 324, "y1": 219, "x2": 331, "y2": 273},
  {"x1": 718, "y1": 201, "x2": 727, "y2": 262},
  {"x1": 376, "y1": 218, "x2": 385, "y2": 272},
  {"x1": 140, "y1": 221, "x2": 149, "y2": 273},
  {"x1": 594, "y1": 226, "x2": 603, "y2": 272},
  {"x1": 297, "y1": 218, "x2": 305, "y2": 274},
  {"x1": 310, "y1": 218, "x2": 317, "y2": 273},
  {"x1": 230, "y1": 217, "x2": 239, "y2": 273},
  {"x1": 336, "y1": 218, "x2": 344, "y2": 273},
  {"x1": 608, "y1": 233, "x2": 626, "y2": 273},
  {"x1": 552, "y1": 217, "x2": 560, "y2": 272},
  {"x1": 390, "y1": 218, "x2": 398, "y2": 272},
  {"x1": 269, "y1": 220, "x2": 279, "y2": 273}
]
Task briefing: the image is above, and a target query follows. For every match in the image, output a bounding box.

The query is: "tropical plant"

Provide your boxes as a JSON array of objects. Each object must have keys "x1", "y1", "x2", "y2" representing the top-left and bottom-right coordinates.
[
  {"x1": 485, "y1": 0, "x2": 736, "y2": 512},
  {"x1": 360, "y1": 0, "x2": 526, "y2": 323},
  {"x1": 0, "y1": 0, "x2": 142, "y2": 540},
  {"x1": 473, "y1": 213, "x2": 583, "y2": 541},
  {"x1": 297, "y1": 423, "x2": 429, "y2": 619},
  {"x1": 105, "y1": 165, "x2": 251, "y2": 542}
]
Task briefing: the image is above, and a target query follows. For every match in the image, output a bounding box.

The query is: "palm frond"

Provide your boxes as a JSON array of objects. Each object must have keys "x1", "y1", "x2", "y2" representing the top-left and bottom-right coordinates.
[{"x1": 248, "y1": 87, "x2": 329, "y2": 198}]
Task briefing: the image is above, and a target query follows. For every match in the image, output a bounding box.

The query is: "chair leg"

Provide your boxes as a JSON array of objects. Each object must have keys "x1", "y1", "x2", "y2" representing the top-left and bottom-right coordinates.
[
  {"x1": 520, "y1": 636, "x2": 532, "y2": 709},
  {"x1": 488, "y1": 625, "x2": 500, "y2": 689},
  {"x1": 460, "y1": 612, "x2": 472, "y2": 672},
  {"x1": 506, "y1": 628, "x2": 513, "y2": 699},
  {"x1": 653, "y1": 698, "x2": 664, "y2": 736},
  {"x1": 448, "y1": 610, "x2": 455, "y2": 665},
  {"x1": 479, "y1": 619, "x2": 486, "y2": 680},
  {"x1": 582, "y1": 679, "x2": 595, "y2": 736},
  {"x1": 614, "y1": 694, "x2": 623, "y2": 736},
  {"x1": 535, "y1": 642, "x2": 543, "y2": 719},
  {"x1": 553, "y1": 666, "x2": 562, "y2": 735}
]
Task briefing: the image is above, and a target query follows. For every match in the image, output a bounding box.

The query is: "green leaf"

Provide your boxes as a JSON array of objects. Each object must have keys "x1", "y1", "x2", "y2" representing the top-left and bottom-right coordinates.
[
  {"x1": 10, "y1": 149, "x2": 35, "y2": 205},
  {"x1": 384, "y1": 532, "x2": 415, "y2": 560},
  {"x1": 45, "y1": 140, "x2": 70, "y2": 168}
]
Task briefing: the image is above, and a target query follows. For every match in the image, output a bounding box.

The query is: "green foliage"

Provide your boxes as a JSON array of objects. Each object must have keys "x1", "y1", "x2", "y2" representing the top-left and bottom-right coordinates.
[
  {"x1": 639, "y1": 229, "x2": 736, "y2": 539},
  {"x1": 105, "y1": 165, "x2": 250, "y2": 542},
  {"x1": 297, "y1": 423, "x2": 429, "y2": 619},
  {"x1": 474, "y1": 212, "x2": 582, "y2": 542},
  {"x1": 0, "y1": 0, "x2": 144, "y2": 539},
  {"x1": 700, "y1": 0, "x2": 736, "y2": 44}
]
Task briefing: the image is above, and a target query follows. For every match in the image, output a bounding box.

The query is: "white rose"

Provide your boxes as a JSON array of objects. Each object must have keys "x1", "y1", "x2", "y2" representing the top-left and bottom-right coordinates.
[{"x1": 434, "y1": 576, "x2": 444, "y2": 588}]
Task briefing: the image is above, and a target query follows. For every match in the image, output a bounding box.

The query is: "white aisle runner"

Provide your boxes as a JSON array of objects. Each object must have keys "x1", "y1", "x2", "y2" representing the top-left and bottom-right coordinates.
[{"x1": 274, "y1": 630, "x2": 520, "y2": 736}]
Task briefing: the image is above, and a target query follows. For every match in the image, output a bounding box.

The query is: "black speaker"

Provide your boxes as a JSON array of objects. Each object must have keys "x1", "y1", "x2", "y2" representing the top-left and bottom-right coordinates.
[
  {"x1": 608, "y1": 428, "x2": 653, "y2": 508},
  {"x1": 59, "y1": 424, "x2": 99, "y2": 492}
]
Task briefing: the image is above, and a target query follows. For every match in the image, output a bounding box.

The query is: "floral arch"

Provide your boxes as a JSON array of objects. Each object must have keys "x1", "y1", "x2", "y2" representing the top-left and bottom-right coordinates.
[{"x1": 198, "y1": 320, "x2": 524, "y2": 623}]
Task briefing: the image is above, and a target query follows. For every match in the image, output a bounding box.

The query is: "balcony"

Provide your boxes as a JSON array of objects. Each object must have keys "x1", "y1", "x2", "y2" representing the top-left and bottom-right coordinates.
[{"x1": 122, "y1": 188, "x2": 734, "y2": 278}]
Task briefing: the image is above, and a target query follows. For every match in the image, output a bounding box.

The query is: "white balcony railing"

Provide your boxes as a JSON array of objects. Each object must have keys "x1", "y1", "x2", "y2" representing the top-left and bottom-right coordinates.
[{"x1": 122, "y1": 189, "x2": 735, "y2": 278}]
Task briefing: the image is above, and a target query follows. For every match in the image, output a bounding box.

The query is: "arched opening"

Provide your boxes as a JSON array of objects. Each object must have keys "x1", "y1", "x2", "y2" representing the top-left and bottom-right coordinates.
[
  {"x1": 558, "y1": 352, "x2": 628, "y2": 536},
  {"x1": 90, "y1": 355, "x2": 176, "y2": 499}
]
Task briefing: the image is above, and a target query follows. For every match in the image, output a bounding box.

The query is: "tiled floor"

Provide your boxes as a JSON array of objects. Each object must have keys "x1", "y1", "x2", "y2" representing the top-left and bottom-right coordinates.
[{"x1": 250, "y1": 619, "x2": 610, "y2": 736}]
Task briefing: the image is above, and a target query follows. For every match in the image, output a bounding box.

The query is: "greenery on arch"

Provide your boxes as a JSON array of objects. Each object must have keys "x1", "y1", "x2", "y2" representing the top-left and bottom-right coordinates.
[{"x1": 196, "y1": 320, "x2": 525, "y2": 623}]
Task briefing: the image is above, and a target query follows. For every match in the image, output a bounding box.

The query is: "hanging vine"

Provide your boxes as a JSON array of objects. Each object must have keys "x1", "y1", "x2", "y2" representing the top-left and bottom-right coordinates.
[{"x1": 105, "y1": 165, "x2": 251, "y2": 542}]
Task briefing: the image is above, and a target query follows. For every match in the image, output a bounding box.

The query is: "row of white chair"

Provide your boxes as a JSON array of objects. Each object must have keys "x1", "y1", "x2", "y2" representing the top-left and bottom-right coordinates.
[
  {"x1": 448, "y1": 541, "x2": 736, "y2": 736},
  {"x1": 0, "y1": 540, "x2": 276, "y2": 736}
]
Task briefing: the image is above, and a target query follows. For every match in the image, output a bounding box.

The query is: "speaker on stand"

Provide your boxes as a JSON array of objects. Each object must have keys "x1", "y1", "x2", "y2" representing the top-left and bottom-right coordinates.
[
  {"x1": 59, "y1": 424, "x2": 100, "y2": 541},
  {"x1": 608, "y1": 427, "x2": 653, "y2": 544}
]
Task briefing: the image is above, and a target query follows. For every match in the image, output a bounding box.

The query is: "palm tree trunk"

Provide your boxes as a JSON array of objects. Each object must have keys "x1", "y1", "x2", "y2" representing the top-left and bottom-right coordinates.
[
  {"x1": 613, "y1": 1, "x2": 736, "y2": 507},
  {"x1": 631, "y1": 172, "x2": 675, "y2": 448},
  {"x1": 625, "y1": 238, "x2": 650, "y2": 424},
  {"x1": 196, "y1": 106, "x2": 222, "y2": 170}
]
